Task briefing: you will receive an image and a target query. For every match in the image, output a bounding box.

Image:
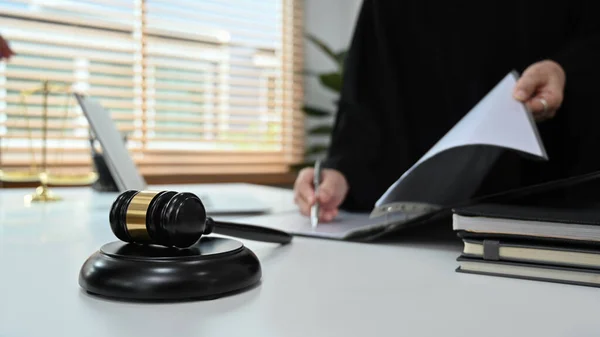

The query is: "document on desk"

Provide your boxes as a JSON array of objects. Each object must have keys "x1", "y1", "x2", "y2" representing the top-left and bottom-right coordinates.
[
  {"x1": 229, "y1": 209, "x2": 438, "y2": 241},
  {"x1": 371, "y1": 71, "x2": 548, "y2": 218}
]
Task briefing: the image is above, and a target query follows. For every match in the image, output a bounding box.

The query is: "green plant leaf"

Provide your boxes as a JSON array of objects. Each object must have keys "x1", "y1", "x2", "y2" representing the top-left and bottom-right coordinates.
[
  {"x1": 308, "y1": 125, "x2": 333, "y2": 135},
  {"x1": 319, "y1": 72, "x2": 342, "y2": 93},
  {"x1": 305, "y1": 33, "x2": 338, "y2": 64},
  {"x1": 306, "y1": 144, "x2": 329, "y2": 155},
  {"x1": 303, "y1": 105, "x2": 332, "y2": 117}
]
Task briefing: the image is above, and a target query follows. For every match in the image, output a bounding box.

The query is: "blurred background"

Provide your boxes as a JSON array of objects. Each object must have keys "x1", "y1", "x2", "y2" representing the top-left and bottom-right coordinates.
[{"x1": 0, "y1": 0, "x2": 362, "y2": 189}]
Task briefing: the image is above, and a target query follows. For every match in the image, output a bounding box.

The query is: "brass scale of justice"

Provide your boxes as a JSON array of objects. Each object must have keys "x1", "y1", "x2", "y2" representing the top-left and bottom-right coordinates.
[
  {"x1": 0, "y1": 80, "x2": 293, "y2": 301},
  {"x1": 0, "y1": 80, "x2": 97, "y2": 201}
]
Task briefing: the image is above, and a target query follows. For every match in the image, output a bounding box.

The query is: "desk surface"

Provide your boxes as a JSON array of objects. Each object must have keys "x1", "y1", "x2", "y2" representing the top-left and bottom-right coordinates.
[{"x1": 1, "y1": 183, "x2": 600, "y2": 337}]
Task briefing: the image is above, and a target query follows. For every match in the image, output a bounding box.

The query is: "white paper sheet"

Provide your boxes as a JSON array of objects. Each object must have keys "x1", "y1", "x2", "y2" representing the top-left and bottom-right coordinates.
[
  {"x1": 375, "y1": 71, "x2": 548, "y2": 208},
  {"x1": 229, "y1": 210, "x2": 420, "y2": 240}
]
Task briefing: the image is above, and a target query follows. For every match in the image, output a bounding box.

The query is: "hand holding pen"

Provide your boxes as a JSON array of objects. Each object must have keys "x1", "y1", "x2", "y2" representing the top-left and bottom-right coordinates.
[{"x1": 293, "y1": 161, "x2": 349, "y2": 224}]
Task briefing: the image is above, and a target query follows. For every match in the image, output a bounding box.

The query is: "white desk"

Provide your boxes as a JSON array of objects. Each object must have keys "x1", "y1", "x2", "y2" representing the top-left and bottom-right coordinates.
[{"x1": 1, "y1": 183, "x2": 600, "y2": 337}]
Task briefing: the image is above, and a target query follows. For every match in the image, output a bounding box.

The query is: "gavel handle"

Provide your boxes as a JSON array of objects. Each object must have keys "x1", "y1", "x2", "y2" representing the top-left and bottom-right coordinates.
[{"x1": 210, "y1": 219, "x2": 293, "y2": 245}]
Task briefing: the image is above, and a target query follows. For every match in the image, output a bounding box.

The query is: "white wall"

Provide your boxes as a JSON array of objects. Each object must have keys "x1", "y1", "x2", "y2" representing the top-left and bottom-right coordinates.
[{"x1": 302, "y1": 0, "x2": 362, "y2": 161}]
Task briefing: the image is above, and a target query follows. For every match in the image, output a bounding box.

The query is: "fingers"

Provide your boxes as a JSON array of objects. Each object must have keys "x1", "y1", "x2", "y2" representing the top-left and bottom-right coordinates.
[
  {"x1": 513, "y1": 60, "x2": 565, "y2": 121},
  {"x1": 295, "y1": 193, "x2": 312, "y2": 216},
  {"x1": 319, "y1": 208, "x2": 338, "y2": 222},
  {"x1": 294, "y1": 167, "x2": 335, "y2": 218},
  {"x1": 522, "y1": 75, "x2": 563, "y2": 119},
  {"x1": 294, "y1": 167, "x2": 348, "y2": 222},
  {"x1": 296, "y1": 197, "x2": 338, "y2": 221},
  {"x1": 522, "y1": 83, "x2": 563, "y2": 121},
  {"x1": 524, "y1": 95, "x2": 558, "y2": 121},
  {"x1": 513, "y1": 66, "x2": 544, "y2": 103},
  {"x1": 530, "y1": 74, "x2": 563, "y2": 118},
  {"x1": 525, "y1": 97, "x2": 548, "y2": 116},
  {"x1": 293, "y1": 168, "x2": 315, "y2": 215},
  {"x1": 313, "y1": 182, "x2": 339, "y2": 221},
  {"x1": 315, "y1": 170, "x2": 342, "y2": 207},
  {"x1": 316, "y1": 184, "x2": 333, "y2": 205}
]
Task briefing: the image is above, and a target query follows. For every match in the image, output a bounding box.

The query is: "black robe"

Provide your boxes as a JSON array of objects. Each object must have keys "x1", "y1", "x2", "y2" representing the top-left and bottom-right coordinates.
[{"x1": 322, "y1": 0, "x2": 600, "y2": 211}]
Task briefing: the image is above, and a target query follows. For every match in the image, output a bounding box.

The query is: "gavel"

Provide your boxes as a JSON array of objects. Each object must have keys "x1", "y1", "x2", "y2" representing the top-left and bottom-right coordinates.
[{"x1": 109, "y1": 190, "x2": 292, "y2": 248}]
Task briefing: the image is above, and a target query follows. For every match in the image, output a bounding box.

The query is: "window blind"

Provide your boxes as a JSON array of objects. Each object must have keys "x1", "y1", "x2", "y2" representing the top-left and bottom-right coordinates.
[{"x1": 0, "y1": 0, "x2": 304, "y2": 183}]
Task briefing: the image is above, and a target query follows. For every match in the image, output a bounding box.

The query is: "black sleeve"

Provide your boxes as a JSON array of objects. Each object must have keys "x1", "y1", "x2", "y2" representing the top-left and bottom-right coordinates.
[
  {"x1": 546, "y1": 0, "x2": 600, "y2": 200},
  {"x1": 551, "y1": 1, "x2": 600, "y2": 79},
  {"x1": 321, "y1": 0, "x2": 397, "y2": 211},
  {"x1": 551, "y1": 0, "x2": 600, "y2": 173}
]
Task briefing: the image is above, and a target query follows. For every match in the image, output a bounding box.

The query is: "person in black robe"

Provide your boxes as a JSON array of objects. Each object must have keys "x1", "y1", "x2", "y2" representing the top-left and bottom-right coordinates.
[{"x1": 294, "y1": 0, "x2": 600, "y2": 221}]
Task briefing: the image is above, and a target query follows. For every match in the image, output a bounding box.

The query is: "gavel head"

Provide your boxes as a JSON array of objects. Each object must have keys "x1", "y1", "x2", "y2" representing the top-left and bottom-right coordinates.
[{"x1": 109, "y1": 190, "x2": 214, "y2": 248}]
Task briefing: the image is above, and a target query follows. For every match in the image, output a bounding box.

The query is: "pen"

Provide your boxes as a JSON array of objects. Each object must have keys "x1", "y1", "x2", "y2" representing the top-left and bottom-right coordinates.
[{"x1": 310, "y1": 159, "x2": 322, "y2": 228}]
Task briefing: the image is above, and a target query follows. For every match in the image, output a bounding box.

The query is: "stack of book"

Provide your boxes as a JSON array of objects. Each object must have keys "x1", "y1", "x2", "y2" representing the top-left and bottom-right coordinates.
[{"x1": 452, "y1": 203, "x2": 600, "y2": 287}]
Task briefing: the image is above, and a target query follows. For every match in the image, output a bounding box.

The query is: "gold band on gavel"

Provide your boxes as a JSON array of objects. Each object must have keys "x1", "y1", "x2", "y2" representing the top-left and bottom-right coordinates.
[{"x1": 125, "y1": 190, "x2": 159, "y2": 242}]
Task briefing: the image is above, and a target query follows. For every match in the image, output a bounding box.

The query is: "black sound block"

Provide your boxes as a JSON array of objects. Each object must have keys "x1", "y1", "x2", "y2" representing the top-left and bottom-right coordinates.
[{"x1": 79, "y1": 237, "x2": 262, "y2": 301}]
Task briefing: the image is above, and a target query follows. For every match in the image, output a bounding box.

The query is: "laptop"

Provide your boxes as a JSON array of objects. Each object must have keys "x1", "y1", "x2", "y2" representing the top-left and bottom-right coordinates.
[
  {"x1": 196, "y1": 192, "x2": 271, "y2": 215},
  {"x1": 75, "y1": 94, "x2": 270, "y2": 215}
]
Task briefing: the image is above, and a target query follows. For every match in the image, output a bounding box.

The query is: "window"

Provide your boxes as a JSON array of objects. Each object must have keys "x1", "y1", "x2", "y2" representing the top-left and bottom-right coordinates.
[{"x1": 0, "y1": 0, "x2": 304, "y2": 184}]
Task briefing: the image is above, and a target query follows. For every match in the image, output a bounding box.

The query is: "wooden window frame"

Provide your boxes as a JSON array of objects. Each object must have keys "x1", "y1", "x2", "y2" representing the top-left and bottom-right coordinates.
[{"x1": 0, "y1": 0, "x2": 304, "y2": 187}]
